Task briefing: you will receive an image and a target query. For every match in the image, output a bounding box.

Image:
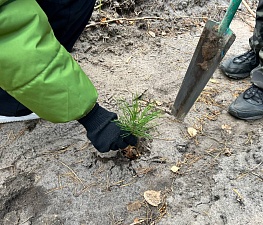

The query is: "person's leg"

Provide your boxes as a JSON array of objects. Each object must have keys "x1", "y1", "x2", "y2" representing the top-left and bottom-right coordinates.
[
  {"x1": 0, "y1": 89, "x2": 32, "y2": 117},
  {"x1": 36, "y1": 0, "x2": 96, "y2": 52},
  {"x1": 220, "y1": 0, "x2": 263, "y2": 79},
  {"x1": 0, "y1": 0, "x2": 96, "y2": 120},
  {"x1": 249, "y1": 0, "x2": 263, "y2": 53},
  {"x1": 0, "y1": 88, "x2": 39, "y2": 122}
]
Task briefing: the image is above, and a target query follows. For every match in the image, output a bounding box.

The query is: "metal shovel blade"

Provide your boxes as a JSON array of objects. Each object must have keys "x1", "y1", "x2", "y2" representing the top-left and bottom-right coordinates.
[{"x1": 171, "y1": 20, "x2": 236, "y2": 120}]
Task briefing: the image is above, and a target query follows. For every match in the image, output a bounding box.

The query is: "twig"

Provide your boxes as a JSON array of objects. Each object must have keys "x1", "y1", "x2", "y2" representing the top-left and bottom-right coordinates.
[
  {"x1": 21, "y1": 216, "x2": 33, "y2": 224},
  {"x1": 233, "y1": 188, "x2": 245, "y2": 205},
  {"x1": 45, "y1": 186, "x2": 67, "y2": 194},
  {"x1": 86, "y1": 15, "x2": 208, "y2": 29},
  {"x1": 0, "y1": 165, "x2": 14, "y2": 171},
  {"x1": 242, "y1": 0, "x2": 256, "y2": 18},
  {"x1": 121, "y1": 178, "x2": 137, "y2": 187},
  {"x1": 94, "y1": 3, "x2": 103, "y2": 10},
  {"x1": 247, "y1": 162, "x2": 263, "y2": 180},
  {"x1": 74, "y1": 182, "x2": 98, "y2": 197},
  {"x1": 248, "y1": 161, "x2": 262, "y2": 171},
  {"x1": 203, "y1": 134, "x2": 225, "y2": 145},
  {"x1": 237, "y1": 162, "x2": 262, "y2": 180},
  {"x1": 86, "y1": 16, "x2": 164, "y2": 28},
  {"x1": 129, "y1": 219, "x2": 145, "y2": 225},
  {"x1": 110, "y1": 180, "x2": 125, "y2": 186},
  {"x1": 250, "y1": 172, "x2": 263, "y2": 181},
  {"x1": 57, "y1": 160, "x2": 85, "y2": 187},
  {"x1": 153, "y1": 136, "x2": 177, "y2": 141}
]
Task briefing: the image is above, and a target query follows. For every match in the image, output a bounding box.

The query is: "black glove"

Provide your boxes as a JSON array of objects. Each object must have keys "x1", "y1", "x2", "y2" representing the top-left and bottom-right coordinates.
[{"x1": 78, "y1": 103, "x2": 137, "y2": 153}]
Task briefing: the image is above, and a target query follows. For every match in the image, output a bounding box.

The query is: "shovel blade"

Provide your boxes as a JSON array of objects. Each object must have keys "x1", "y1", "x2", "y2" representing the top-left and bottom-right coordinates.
[{"x1": 171, "y1": 20, "x2": 236, "y2": 120}]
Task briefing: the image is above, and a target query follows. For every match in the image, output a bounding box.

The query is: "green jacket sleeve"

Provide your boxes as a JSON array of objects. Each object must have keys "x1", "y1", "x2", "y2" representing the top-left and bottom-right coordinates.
[{"x1": 0, "y1": 0, "x2": 98, "y2": 123}]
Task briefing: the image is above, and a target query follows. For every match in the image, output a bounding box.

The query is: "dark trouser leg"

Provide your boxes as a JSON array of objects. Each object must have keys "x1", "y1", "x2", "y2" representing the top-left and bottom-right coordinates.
[
  {"x1": 0, "y1": 89, "x2": 32, "y2": 116},
  {"x1": 0, "y1": 0, "x2": 96, "y2": 116},
  {"x1": 248, "y1": 0, "x2": 263, "y2": 87},
  {"x1": 249, "y1": 0, "x2": 263, "y2": 53},
  {"x1": 36, "y1": 0, "x2": 96, "y2": 52}
]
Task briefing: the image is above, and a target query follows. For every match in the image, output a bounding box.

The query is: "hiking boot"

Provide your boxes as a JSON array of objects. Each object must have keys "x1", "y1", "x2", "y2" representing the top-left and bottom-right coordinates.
[
  {"x1": 228, "y1": 85, "x2": 263, "y2": 120},
  {"x1": 220, "y1": 49, "x2": 259, "y2": 79},
  {"x1": 0, "y1": 113, "x2": 39, "y2": 123}
]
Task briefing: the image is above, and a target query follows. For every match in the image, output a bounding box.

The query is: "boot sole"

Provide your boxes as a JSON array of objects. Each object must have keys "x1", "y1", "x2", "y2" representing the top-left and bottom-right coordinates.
[
  {"x1": 224, "y1": 71, "x2": 251, "y2": 80},
  {"x1": 228, "y1": 110, "x2": 263, "y2": 120}
]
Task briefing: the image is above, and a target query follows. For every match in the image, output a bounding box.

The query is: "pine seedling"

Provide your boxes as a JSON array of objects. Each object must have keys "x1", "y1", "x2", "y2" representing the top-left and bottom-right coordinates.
[{"x1": 115, "y1": 95, "x2": 162, "y2": 139}]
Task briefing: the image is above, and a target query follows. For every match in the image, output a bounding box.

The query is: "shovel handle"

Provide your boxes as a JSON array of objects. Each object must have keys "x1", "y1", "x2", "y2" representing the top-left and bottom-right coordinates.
[{"x1": 218, "y1": 0, "x2": 242, "y2": 35}]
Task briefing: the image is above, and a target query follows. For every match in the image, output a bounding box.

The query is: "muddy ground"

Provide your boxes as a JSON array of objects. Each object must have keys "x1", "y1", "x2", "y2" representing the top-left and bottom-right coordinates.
[{"x1": 0, "y1": 0, "x2": 262, "y2": 224}]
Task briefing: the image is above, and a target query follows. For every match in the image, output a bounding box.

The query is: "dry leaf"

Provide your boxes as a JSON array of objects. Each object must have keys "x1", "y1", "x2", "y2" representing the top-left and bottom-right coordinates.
[
  {"x1": 148, "y1": 31, "x2": 156, "y2": 37},
  {"x1": 100, "y1": 17, "x2": 107, "y2": 23},
  {"x1": 144, "y1": 190, "x2": 161, "y2": 206},
  {"x1": 130, "y1": 218, "x2": 145, "y2": 225},
  {"x1": 127, "y1": 201, "x2": 142, "y2": 212},
  {"x1": 187, "y1": 127, "x2": 197, "y2": 137},
  {"x1": 170, "y1": 165, "x2": 180, "y2": 173}
]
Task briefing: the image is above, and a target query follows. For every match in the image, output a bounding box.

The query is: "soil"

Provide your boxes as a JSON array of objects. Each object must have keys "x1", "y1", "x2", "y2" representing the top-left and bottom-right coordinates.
[{"x1": 0, "y1": 0, "x2": 262, "y2": 225}]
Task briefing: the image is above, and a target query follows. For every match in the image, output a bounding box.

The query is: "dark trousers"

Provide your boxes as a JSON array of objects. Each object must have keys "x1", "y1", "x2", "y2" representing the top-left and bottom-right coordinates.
[
  {"x1": 249, "y1": 0, "x2": 263, "y2": 89},
  {"x1": 0, "y1": 0, "x2": 96, "y2": 116},
  {"x1": 250, "y1": 0, "x2": 263, "y2": 53}
]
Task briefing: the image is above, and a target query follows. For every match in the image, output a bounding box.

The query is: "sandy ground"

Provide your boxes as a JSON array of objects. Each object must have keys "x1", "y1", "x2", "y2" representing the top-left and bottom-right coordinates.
[{"x1": 0, "y1": 0, "x2": 262, "y2": 224}]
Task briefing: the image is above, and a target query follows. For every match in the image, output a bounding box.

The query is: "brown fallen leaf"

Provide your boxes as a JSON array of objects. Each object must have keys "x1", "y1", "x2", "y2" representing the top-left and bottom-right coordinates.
[
  {"x1": 127, "y1": 201, "x2": 142, "y2": 212},
  {"x1": 144, "y1": 190, "x2": 161, "y2": 206},
  {"x1": 100, "y1": 17, "x2": 107, "y2": 23},
  {"x1": 130, "y1": 218, "x2": 145, "y2": 225}
]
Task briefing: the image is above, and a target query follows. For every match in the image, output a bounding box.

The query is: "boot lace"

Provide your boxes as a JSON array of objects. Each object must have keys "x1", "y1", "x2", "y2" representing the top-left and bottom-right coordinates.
[
  {"x1": 243, "y1": 85, "x2": 263, "y2": 104},
  {"x1": 233, "y1": 50, "x2": 257, "y2": 63}
]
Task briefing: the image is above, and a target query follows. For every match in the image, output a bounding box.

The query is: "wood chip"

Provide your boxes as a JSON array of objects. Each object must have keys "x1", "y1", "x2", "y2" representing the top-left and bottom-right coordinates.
[
  {"x1": 187, "y1": 127, "x2": 197, "y2": 137},
  {"x1": 171, "y1": 165, "x2": 180, "y2": 173},
  {"x1": 148, "y1": 31, "x2": 156, "y2": 37}
]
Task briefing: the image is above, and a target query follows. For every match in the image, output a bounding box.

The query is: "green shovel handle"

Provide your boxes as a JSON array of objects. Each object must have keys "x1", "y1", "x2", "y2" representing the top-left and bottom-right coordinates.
[{"x1": 218, "y1": 0, "x2": 242, "y2": 35}]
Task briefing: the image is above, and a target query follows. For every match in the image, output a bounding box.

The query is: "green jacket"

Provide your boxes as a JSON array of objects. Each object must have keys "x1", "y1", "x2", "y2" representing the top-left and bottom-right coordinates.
[{"x1": 0, "y1": 0, "x2": 98, "y2": 122}]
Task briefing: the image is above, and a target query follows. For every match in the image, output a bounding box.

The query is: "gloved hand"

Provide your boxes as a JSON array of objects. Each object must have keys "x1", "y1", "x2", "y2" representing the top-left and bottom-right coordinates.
[{"x1": 78, "y1": 103, "x2": 137, "y2": 153}]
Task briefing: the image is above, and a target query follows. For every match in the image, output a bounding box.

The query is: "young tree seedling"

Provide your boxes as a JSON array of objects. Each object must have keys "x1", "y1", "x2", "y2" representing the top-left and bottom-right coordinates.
[{"x1": 114, "y1": 95, "x2": 162, "y2": 158}]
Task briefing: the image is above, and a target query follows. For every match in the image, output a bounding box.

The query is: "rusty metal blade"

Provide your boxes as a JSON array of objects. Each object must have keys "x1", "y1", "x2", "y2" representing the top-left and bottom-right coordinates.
[{"x1": 171, "y1": 20, "x2": 236, "y2": 120}]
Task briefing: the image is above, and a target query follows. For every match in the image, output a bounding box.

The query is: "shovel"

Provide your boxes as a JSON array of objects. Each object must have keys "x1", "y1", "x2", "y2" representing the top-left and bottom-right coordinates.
[{"x1": 171, "y1": 0, "x2": 242, "y2": 120}]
